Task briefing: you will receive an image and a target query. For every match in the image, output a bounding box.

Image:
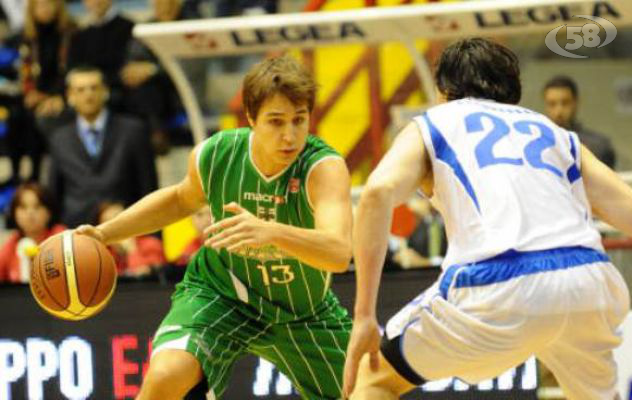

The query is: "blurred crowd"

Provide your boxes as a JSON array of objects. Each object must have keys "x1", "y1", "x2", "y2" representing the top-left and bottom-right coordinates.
[{"x1": 0, "y1": 0, "x2": 278, "y2": 283}]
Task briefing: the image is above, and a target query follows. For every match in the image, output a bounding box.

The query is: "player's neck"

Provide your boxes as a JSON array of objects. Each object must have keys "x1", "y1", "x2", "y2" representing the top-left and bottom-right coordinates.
[{"x1": 251, "y1": 137, "x2": 290, "y2": 178}]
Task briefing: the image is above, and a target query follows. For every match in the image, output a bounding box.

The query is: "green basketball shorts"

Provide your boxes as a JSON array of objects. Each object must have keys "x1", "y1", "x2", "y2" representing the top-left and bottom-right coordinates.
[{"x1": 152, "y1": 283, "x2": 352, "y2": 399}]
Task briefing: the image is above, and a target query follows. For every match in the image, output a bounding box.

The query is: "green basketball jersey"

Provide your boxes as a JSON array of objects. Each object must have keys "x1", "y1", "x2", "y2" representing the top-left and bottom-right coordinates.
[{"x1": 184, "y1": 127, "x2": 344, "y2": 324}]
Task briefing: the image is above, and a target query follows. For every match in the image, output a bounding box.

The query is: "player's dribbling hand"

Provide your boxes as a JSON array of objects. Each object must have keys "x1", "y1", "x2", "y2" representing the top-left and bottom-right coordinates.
[
  {"x1": 75, "y1": 225, "x2": 106, "y2": 243},
  {"x1": 343, "y1": 316, "x2": 381, "y2": 398},
  {"x1": 204, "y1": 202, "x2": 273, "y2": 252}
]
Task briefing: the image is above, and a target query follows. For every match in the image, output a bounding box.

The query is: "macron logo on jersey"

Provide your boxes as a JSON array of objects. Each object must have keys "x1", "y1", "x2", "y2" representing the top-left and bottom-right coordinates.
[{"x1": 243, "y1": 192, "x2": 286, "y2": 204}]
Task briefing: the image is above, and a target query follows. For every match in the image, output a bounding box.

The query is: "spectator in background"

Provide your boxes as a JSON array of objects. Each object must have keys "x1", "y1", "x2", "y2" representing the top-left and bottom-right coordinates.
[
  {"x1": 121, "y1": 0, "x2": 190, "y2": 154},
  {"x1": 543, "y1": 75, "x2": 616, "y2": 168},
  {"x1": 13, "y1": 0, "x2": 77, "y2": 182},
  {"x1": 96, "y1": 201, "x2": 166, "y2": 277},
  {"x1": 21, "y1": 0, "x2": 75, "y2": 120},
  {"x1": 0, "y1": 182, "x2": 65, "y2": 283},
  {"x1": 174, "y1": 206, "x2": 211, "y2": 267},
  {"x1": 48, "y1": 66, "x2": 157, "y2": 227},
  {"x1": 67, "y1": 0, "x2": 133, "y2": 112}
]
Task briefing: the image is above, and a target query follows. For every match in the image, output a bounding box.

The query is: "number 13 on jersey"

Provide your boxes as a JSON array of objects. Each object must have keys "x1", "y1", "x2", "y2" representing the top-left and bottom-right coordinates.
[{"x1": 256, "y1": 264, "x2": 295, "y2": 286}]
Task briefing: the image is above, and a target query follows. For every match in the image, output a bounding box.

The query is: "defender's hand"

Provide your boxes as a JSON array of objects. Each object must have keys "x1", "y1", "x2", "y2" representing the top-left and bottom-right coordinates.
[
  {"x1": 75, "y1": 225, "x2": 106, "y2": 243},
  {"x1": 204, "y1": 202, "x2": 273, "y2": 252},
  {"x1": 343, "y1": 316, "x2": 381, "y2": 398}
]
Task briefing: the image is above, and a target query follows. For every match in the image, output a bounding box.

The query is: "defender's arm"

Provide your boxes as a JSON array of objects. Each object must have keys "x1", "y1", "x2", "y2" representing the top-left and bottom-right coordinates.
[
  {"x1": 353, "y1": 121, "x2": 431, "y2": 318},
  {"x1": 581, "y1": 144, "x2": 632, "y2": 237}
]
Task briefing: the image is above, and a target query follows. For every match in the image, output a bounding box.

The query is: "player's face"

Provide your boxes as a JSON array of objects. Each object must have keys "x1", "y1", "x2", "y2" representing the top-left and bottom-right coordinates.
[
  {"x1": 544, "y1": 87, "x2": 577, "y2": 129},
  {"x1": 15, "y1": 190, "x2": 50, "y2": 238},
  {"x1": 249, "y1": 93, "x2": 310, "y2": 170},
  {"x1": 67, "y1": 72, "x2": 108, "y2": 120}
]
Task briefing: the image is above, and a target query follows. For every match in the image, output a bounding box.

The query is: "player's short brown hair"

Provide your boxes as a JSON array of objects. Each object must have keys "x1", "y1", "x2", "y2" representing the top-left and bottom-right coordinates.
[{"x1": 242, "y1": 55, "x2": 316, "y2": 120}]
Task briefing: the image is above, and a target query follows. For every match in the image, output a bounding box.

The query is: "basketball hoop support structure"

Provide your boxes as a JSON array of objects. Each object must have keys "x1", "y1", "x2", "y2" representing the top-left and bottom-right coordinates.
[{"x1": 134, "y1": 0, "x2": 632, "y2": 145}]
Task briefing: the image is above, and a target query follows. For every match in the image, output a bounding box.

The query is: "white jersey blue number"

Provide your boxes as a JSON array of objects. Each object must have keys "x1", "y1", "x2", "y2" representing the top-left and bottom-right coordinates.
[{"x1": 415, "y1": 98, "x2": 603, "y2": 269}]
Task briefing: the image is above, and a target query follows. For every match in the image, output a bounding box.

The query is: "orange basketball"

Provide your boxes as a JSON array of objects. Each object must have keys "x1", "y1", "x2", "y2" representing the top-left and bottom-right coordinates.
[{"x1": 30, "y1": 231, "x2": 117, "y2": 321}]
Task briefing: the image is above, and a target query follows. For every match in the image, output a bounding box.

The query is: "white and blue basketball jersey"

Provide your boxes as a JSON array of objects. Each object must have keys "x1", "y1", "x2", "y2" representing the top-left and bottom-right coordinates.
[
  {"x1": 384, "y1": 98, "x2": 630, "y2": 400},
  {"x1": 415, "y1": 98, "x2": 603, "y2": 269}
]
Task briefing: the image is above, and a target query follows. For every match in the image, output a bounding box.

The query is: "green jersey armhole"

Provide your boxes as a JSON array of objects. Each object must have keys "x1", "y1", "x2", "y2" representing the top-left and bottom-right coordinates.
[{"x1": 196, "y1": 134, "x2": 220, "y2": 197}]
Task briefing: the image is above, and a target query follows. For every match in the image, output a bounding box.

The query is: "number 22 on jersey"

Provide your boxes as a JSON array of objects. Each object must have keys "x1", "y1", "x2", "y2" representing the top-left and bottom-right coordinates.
[{"x1": 465, "y1": 111, "x2": 564, "y2": 178}]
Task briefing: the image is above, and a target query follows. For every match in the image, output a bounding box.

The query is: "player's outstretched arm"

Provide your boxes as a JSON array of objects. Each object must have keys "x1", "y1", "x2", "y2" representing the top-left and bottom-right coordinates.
[
  {"x1": 344, "y1": 121, "x2": 430, "y2": 397},
  {"x1": 77, "y1": 143, "x2": 207, "y2": 244},
  {"x1": 582, "y1": 144, "x2": 632, "y2": 237},
  {"x1": 205, "y1": 157, "x2": 353, "y2": 273}
]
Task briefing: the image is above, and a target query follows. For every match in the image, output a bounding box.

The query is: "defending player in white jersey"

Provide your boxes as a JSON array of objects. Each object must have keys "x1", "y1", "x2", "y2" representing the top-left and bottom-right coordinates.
[{"x1": 344, "y1": 37, "x2": 631, "y2": 400}]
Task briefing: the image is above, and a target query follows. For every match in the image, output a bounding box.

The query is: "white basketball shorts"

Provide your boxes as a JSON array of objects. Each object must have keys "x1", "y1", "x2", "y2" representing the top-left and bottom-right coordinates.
[{"x1": 383, "y1": 246, "x2": 630, "y2": 400}]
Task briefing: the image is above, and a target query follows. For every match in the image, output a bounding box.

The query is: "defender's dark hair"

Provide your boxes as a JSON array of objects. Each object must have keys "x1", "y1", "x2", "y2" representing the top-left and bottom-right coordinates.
[
  {"x1": 435, "y1": 37, "x2": 521, "y2": 104},
  {"x1": 543, "y1": 75, "x2": 578, "y2": 99}
]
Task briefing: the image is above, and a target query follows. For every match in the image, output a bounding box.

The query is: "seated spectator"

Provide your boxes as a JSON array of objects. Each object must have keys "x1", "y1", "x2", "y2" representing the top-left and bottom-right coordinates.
[
  {"x1": 0, "y1": 182, "x2": 65, "y2": 283},
  {"x1": 67, "y1": 0, "x2": 134, "y2": 112},
  {"x1": 174, "y1": 206, "x2": 211, "y2": 267},
  {"x1": 48, "y1": 66, "x2": 157, "y2": 227},
  {"x1": 96, "y1": 201, "x2": 166, "y2": 277},
  {"x1": 543, "y1": 75, "x2": 616, "y2": 168},
  {"x1": 121, "y1": 0, "x2": 191, "y2": 154}
]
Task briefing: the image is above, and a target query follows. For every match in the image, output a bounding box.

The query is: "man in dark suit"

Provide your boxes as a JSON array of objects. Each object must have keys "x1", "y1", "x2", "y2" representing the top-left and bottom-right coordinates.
[
  {"x1": 48, "y1": 66, "x2": 157, "y2": 227},
  {"x1": 543, "y1": 76, "x2": 617, "y2": 168},
  {"x1": 67, "y1": 0, "x2": 134, "y2": 112}
]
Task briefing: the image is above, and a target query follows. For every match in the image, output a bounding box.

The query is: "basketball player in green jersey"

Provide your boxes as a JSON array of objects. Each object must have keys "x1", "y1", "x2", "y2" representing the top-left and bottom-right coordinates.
[{"x1": 77, "y1": 55, "x2": 353, "y2": 399}]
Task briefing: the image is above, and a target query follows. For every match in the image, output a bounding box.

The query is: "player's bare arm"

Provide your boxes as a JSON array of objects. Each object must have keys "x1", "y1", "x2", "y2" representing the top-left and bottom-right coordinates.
[
  {"x1": 205, "y1": 157, "x2": 353, "y2": 273},
  {"x1": 581, "y1": 144, "x2": 632, "y2": 237},
  {"x1": 344, "y1": 121, "x2": 431, "y2": 397},
  {"x1": 77, "y1": 143, "x2": 207, "y2": 244}
]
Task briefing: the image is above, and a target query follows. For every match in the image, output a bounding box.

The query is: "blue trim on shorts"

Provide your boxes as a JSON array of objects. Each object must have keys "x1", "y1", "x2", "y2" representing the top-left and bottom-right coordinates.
[{"x1": 439, "y1": 246, "x2": 609, "y2": 299}]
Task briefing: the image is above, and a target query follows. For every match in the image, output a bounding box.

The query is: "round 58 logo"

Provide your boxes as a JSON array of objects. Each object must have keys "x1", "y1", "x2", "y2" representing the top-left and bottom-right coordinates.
[{"x1": 545, "y1": 15, "x2": 617, "y2": 58}]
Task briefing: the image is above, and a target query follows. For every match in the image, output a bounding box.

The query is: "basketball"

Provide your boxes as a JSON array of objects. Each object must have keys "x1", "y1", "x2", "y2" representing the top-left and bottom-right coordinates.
[{"x1": 29, "y1": 231, "x2": 117, "y2": 321}]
